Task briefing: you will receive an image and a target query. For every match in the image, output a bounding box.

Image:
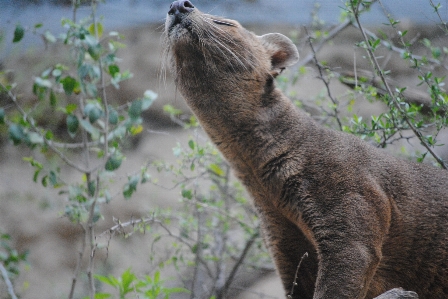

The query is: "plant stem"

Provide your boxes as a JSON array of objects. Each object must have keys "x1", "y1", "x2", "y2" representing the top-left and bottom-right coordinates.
[{"x1": 0, "y1": 262, "x2": 18, "y2": 299}]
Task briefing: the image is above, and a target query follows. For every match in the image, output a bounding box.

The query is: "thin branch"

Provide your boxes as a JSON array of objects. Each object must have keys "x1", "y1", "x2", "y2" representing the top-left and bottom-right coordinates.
[
  {"x1": 222, "y1": 231, "x2": 259, "y2": 294},
  {"x1": 429, "y1": 0, "x2": 448, "y2": 33},
  {"x1": 297, "y1": 19, "x2": 352, "y2": 68},
  {"x1": 68, "y1": 224, "x2": 86, "y2": 299},
  {"x1": 351, "y1": 0, "x2": 447, "y2": 169},
  {"x1": 353, "y1": 24, "x2": 448, "y2": 70},
  {"x1": 288, "y1": 252, "x2": 309, "y2": 298},
  {"x1": 0, "y1": 262, "x2": 18, "y2": 299},
  {"x1": 1, "y1": 83, "x2": 91, "y2": 175},
  {"x1": 306, "y1": 27, "x2": 343, "y2": 130}
]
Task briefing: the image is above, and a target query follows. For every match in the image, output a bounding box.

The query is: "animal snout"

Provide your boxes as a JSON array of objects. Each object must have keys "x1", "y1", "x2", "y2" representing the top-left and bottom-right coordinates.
[{"x1": 168, "y1": 0, "x2": 195, "y2": 15}]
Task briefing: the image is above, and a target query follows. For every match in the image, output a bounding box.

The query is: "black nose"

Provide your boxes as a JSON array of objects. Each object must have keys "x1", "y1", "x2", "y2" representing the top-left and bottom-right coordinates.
[{"x1": 168, "y1": 0, "x2": 195, "y2": 15}]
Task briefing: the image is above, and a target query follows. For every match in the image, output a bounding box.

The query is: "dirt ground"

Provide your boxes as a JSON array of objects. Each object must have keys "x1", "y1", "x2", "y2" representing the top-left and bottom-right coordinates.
[{"x1": 1, "y1": 22, "x2": 448, "y2": 299}]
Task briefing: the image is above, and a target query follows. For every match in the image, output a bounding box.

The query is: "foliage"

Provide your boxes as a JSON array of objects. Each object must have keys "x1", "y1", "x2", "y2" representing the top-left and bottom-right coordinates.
[
  {"x1": 0, "y1": 233, "x2": 27, "y2": 279},
  {"x1": 148, "y1": 128, "x2": 267, "y2": 299},
  {"x1": 282, "y1": 0, "x2": 448, "y2": 168},
  {"x1": 93, "y1": 269, "x2": 189, "y2": 299},
  {"x1": 1, "y1": 1, "x2": 160, "y2": 298}
]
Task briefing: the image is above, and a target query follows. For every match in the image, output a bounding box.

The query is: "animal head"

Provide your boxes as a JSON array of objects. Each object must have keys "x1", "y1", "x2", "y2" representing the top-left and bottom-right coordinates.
[{"x1": 164, "y1": 0, "x2": 299, "y2": 102}]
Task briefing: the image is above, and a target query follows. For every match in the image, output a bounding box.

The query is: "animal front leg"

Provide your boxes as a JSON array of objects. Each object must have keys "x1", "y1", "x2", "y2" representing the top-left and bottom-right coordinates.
[
  {"x1": 313, "y1": 240, "x2": 382, "y2": 299},
  {"x1": 259, "y1": 208, "x2": 318, "y2": 299}
]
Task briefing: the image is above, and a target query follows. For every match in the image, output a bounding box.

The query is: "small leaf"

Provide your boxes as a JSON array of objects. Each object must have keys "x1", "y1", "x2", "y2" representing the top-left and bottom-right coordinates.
[
  {"x1": 49, "y1": 90, "x2": 57, "y2": 107},
  {"x1": 44, "y1": 30, "x2": 56, "y2": 43},
  {"x1": 79, "y1": 119, "x2": 100, "y2": 140},
  {"x1": 27, "y1": 132, "x2": 44, "y2": 145},
  {"x1": 34, "y1": 77, "x2": 52, "y2": 88},
  {"x1": 188, "y1": 140, "x2": 195, "y2": 150},
  {"x1": 208, "y1": 163, "x2": 224, "y2": 177},
  {"x1": 105, "y1": 153, "x2": 123, "y2": 171},
  {"x1": 88, "y1": 22, "x2": 104, "y2": 38},
  {"x1": 123, "y1": 175, "x2": 139, "y2": 199},
  {"x1": 128, "y1": 100, "x2": 142, "y2": 120},
  {"x1": 108, "y1": 107, "x2": 118, "y2": 125},
  {"x1": 13, "y1": 24, "x2": 25, "y2": 43},
  {"x1": 93, "y1": 293, "x2": 111, "y2": 299},
  {"x1": 88, "y1": 180, "x2": 96, "y2": 196},
  {"x1": 66, "y1": 104, "x2": 78, "y2": 114},
  {"x1": 181, "y1": 189, "x2": 193, "y2": 200},
  {"x1": 66, "y1": 114, "x2": 79, "y2": 138},
  {"x1": 60, "y1": 76, "x2": 77, "y2": 95},
  {"x1": 108, "y1": 64, "x2": 120, "y2": 78},
  {"x1": 129, "y1": 125, "x2": 143, "y2": 136},
  {"x1": 0, "y1": 108, "x2": 4, "y2": 124},
  {"x1": 8, "y1": 124, "x2": 26, "y2": 145}
]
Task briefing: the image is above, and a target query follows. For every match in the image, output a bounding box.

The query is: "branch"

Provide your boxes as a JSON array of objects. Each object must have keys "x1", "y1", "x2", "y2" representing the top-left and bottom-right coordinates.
[
  {"x1": 288, "y1": 252, "x2": 309, "y2": 298},
  {"x1": 222, "y1": 231, "x2": 259, "y2": 294},
  {"x1": 373, "y1": 288, "x2": 418, "y2": 299},
  {"x1": 0, "y1": 83, "x2": 92, "y2": 174},
  {"x1": 297, "y1": 19, "x2": 352, "y2": 68},
  {"x1": 351, "y1": 0, "x2": 447, "y2": 169},
  {"x1": 0, "y1": 262, "x2": 18, "y2": 299},
  {"x1": 306, "y1": 27, "x2": 343, "y2": 130}
]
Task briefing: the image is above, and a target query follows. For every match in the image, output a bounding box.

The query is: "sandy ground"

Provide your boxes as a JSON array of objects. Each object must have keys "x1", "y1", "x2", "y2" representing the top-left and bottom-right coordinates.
[{"x1": 1, "y1": 22, "x2": 448, "y2": 298}]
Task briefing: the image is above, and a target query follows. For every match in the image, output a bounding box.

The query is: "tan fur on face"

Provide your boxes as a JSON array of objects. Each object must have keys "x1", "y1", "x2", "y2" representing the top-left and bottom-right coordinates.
[{"x1": 164, "y1": 3, "x2": 448, "y2": 299}]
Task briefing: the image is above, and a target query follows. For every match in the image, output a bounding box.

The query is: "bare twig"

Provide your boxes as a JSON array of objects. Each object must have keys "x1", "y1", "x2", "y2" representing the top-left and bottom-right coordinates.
[
  {"x1": 0, "y1": 262, "x2": 18, "y2": 299},
  {"x1": 222, "y1": 231, "x2": 259, "y2": 296},
  {"x1": 306, "y1": 27, "x2": 343, "y2": 130},
  {"x1": 288, "y1": 252, "x2": 309, "y2": 298},
  {"x1": 68, "y1": 224, "x2": 86, "y2": 299},
  {"x1": 351, "y1": 0, "x2": 447, "y2": 169},
  {"x1": 297, "y1": 19, "x2": 352, "y2": 68}
]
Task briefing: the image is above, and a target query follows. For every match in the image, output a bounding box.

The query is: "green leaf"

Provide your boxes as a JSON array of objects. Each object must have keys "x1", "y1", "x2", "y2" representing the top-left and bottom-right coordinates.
[
  {"x1": 79, "y1": 119, "x2": 100, "y2": 140},
  {"x1": 84, "y1": 103, "x2": 103, "y2": 124},
  {"x1": 128, "y1": 100, "x2": 142, "y2": 120},
  {"x1": 66, "y1": 114, "x2": 79, "y2": 138},
  {"x1": 93, "y1": 293, "x2": 111, "y2": 299},
  {"x1": 60, "y1": 76, "x2": 77, "y2": 95},
  {"x1": 88, "y1": 22, "x2": 104, "y2": 38},
  {"x1": 105, "y1": 153, "x2": 123, "y2": 171},
  {"x1": 42, "y1": 175, "x2": 48, "y2": 187},
  {"x1": 188, "y1": 140, "x2": 195, "y2": 150},
  {"x1": 44, "y1": 30, "x2": 56, "y2": 43},
  {"x1": 27, "y1": 132, "x2": 44, "y2": 145},
  {"x1": 108, "y1": 64, "x2": 120, "y2": 78},
  {"x1": 163, "y1": 104, "x2": 182, "y2": 116},
  {"x1": 208, "y1": 163, "x2": 224, "y2": 177},
  {"x1": 49, "y1": 171, "x2": 58, "y2": 187},
  {"x1": 13, "y1": 24, "x2": 25, "y2": 43},
  {"x1": 181, "y1": 189, "x2": 193, "y2": 200},
  {"x1": 66, "y1": 104, "x2": 78, "y2": 114},
  {"x1": 123, "y1": 175, "x2": 139, "y2": 199},
  {"x1": 94, "y1": 274, "x2": 120, "y2": 287},
  {"x1": 8, "y1": 124, "x2": 26, "y2": 145},
  {"x1": 88, "y1": 180, "x2": 96, "y2": 196},
  {"x1": 49, "y1": 90, "x2": 57, "y2": 107},
  {"x1": 0, "y1": 108, "x2": 4, "y2": 124},
  {"x1": 34, "y1": 77, "x2": 52, "y2": 88},
  {"x1": 108, "y1": 107, "x2": 118, "y2": 125}
]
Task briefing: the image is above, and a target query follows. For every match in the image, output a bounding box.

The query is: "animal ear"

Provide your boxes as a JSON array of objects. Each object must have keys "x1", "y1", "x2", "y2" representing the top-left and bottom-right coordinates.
[{"x1": 259, "y1": 33, "x2": 299, "y2": 77}]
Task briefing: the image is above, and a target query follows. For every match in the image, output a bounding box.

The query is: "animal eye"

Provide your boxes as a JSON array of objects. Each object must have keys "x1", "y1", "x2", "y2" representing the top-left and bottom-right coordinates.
[{"x1": 212, "y1": 19, "x2": 235, "y2": 27}]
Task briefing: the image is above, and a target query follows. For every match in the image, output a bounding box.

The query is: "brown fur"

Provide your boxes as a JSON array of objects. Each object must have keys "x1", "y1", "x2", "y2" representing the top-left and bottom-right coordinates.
[{"x1": 164, "y1": 2, "x2": 448, "y2": 298}]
